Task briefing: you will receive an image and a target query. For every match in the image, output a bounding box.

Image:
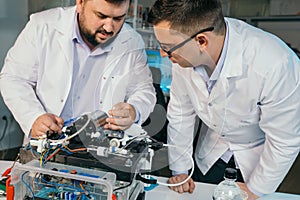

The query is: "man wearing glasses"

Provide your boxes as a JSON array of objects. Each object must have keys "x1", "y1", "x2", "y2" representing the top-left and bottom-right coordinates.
[{"x1": 148, "y1": 0, "x2": 300, "y2": 199}]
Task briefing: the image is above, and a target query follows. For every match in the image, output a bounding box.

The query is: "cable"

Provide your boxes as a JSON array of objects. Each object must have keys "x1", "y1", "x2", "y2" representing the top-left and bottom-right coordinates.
[
  {"x1": 21, "y1": 171, "x2": 35, "y2": 199},
  {"x1": 113, "y1": 173, "x2": 136, "y2": 192},
  {"x1": 63, "y1": 116, "x2": 79, "y2": 126},
  {"x1": 45, "y1": 148, "x2": 61, "y2": 162},
  {"x1": 24, "y1": 143, "x2": 40, "y2": 159},
  {"x1": 49, "y1": 114, "x2": 91, "y2": 145},
  {"x1": 156, "y1": 144, "x2": 195, "y2": 187},
  {"x1": 62, "y1": 145, "x2": 87, "y2": 153},
  {"x1": 113, "y1": 180, "x2": 133, "y2": 192}
]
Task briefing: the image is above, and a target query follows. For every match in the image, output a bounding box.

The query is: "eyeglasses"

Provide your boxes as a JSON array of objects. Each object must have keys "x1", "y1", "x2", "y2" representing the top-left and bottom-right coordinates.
[{"x1": 159, "y1": 27, "x2": 214, "y2": 57}]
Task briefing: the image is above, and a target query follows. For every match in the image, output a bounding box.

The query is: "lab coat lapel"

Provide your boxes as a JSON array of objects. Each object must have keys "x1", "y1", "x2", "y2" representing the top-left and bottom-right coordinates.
[
  {"x1": 222, "y1": 18, "x2": 244, "y2": 78},
  {"x1": 205, "y1": 19, "x2": 244, "y2": 131},
  {"x1": 103, "y1": 29, "x2": 131, "y2": 74},
  {"x1": 210, "y1": 18, "x2": 244, "y2": 102},
  {"x1": 56, "y1": 7, "x2": 76, "y2": 75},
  {"x1": 191, "y1": 70, "x2": 209, "y2": 99},
  {"x1": 100, "y1": 30, "x2": 130, "y2": 91},
  {"x1": 52, "y1": 7, "x2": 76, "y2": 114}
]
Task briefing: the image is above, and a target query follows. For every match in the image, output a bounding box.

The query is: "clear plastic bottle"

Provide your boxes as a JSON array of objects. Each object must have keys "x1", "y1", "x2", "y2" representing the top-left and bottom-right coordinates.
[{"x1": 212, "y1": 168, "x2": 246, "y2": 200}]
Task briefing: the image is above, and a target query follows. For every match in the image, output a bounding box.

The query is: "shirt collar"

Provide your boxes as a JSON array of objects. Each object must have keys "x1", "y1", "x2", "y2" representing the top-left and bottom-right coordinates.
[
  {"x1": 194, "y1": 21, "x2": 229, "y2": 81},
  {"x1": 72, "y1": 14, "x2": 80, "y2": 43},
  {"x1": 210, "y1": 21, "x2": 229, "y2": 81}
]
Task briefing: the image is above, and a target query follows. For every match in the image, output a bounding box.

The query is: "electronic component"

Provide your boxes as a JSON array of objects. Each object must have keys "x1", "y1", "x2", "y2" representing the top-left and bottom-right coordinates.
[{"x1": 18, "y1": 110, "x2": 160, "y2": 200}]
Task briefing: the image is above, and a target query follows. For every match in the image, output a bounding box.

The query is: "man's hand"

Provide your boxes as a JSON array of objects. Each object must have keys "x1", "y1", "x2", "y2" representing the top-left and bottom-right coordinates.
[
  {"x1": 31, "y1": 113, "x2": 64, "y2": 138},
  {"x1": 168, "y1": 174, "x2": 195, "y2": 193},
  {"x1": 237, "y1": 182, "x2": 259, "y2": 200},
  {"x1": 104, "y1": 102, "x2": 136, "y2": 130}
]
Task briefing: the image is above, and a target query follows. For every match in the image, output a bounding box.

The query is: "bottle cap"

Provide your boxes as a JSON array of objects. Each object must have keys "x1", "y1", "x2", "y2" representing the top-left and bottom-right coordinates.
[{"x1": 224, "y1": 168, "x2": 237, "y2": 179}]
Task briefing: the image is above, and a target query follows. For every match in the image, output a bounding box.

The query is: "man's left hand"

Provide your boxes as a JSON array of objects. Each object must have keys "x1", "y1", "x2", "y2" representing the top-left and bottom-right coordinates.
[
  {"x1": 104, "y1": 102, "x2": 136, "y2": 130},
  {"x1": 237, "y1": 182, "x2": 259, "y2": 200}
]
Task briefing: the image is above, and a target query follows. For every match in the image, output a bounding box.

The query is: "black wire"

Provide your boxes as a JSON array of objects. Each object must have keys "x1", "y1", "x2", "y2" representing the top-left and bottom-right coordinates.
[
  {"x1": 0, "y1": 116, "x2": 8, "y2": 142},
  {"x1": 113, "y1": 178, "x2": 134, "y2": 192}
]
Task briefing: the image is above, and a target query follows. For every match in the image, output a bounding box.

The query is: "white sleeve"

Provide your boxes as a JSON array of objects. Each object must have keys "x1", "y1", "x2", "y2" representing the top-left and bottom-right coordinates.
[
  {"x1": 125, "y1": 46, "x2": 156, "y2": 125},
  {"x1": 0, "y1": 15, "x2": 46, "y2": 136},
  {"x1": 167, "y1": 65, "x2": 196, "y2": 172},
  {"x1": 247, "y1": 54, "x2": 300, "y2": 194}
]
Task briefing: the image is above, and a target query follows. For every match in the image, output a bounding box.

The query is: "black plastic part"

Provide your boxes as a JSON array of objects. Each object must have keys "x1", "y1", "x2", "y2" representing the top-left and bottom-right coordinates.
[
  {"x1": 224, "y1": 168, "x2": 237, "y2": 180},
  {"x1": 136, "y1": 174, "x2": 157, "y2": 184}
]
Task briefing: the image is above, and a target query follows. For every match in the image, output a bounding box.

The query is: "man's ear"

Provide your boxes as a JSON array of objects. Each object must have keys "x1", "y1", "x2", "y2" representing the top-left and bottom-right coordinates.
[
  {"x1": 76, "y1": 0, "x2": 85, "y2": 13},
  {"x1": 196, "y1": 35, "x2": 208, "y2": 51}
]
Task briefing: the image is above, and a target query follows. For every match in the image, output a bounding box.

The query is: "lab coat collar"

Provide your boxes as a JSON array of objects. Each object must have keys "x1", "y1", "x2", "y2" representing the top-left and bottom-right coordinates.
[
  {"x1": 52, "y1": 5, "x2": 137, "y2": 76},
  {"x1": 221, "y1": 18, "x2": 244, "y2": 78},
  {"x1": 54, "y1": 6, "x2": 132, "y2": 44},
  {"x1": 54, "y1": 6, "x2": 77, "y2": 68},
  {"x1": 55, "y1": 6, "x2": 77, "y2": 35}
]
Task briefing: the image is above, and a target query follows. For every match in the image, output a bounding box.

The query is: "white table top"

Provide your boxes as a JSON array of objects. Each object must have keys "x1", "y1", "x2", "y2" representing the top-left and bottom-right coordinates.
[
  {"x1": 145, "y1": 176, "x2": 300, "y2": 200},
  {"x1": 1, "y1": 161, "x2": 299, "y2": 200},
  {"x1": 0, "y1": 160, "x2": 13, "y2": 176}
]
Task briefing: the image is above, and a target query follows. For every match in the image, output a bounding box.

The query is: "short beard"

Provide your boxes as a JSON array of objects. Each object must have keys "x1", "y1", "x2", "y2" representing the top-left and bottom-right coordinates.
[
  {"x1": 79, "y1": 25, "x2": 101, "y2": 47},
  {"x1": 78, "y1": 17, "x2": 114, "y2": 47}
]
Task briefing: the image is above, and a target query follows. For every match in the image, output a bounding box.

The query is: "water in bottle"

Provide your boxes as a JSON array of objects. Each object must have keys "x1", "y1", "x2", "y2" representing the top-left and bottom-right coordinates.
[{"x1": 212, "y1": 168, "x2": 247, "y2": 200}]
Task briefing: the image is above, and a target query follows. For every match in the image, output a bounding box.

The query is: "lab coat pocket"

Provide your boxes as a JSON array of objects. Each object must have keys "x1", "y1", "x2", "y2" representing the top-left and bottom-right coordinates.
[
  {"x1": 109, "y1": 74, "x2": 129, "y2": 104},
  {"x1": 224, "y1": 110, "x2": 260, "y2": 133}
]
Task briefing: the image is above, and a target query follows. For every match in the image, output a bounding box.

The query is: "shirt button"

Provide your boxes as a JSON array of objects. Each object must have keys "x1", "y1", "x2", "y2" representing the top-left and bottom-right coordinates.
[
  {"x1": 60, "y1": 99, "x2": 64, "y2": 103},
  {"x1": 103, "y1": 76, "x2": 106, "y2": 80},
  {"x1": 208, "y1": 102, "x2": 212, "y2": 106},
  {"x1": 100, "y1": 101, "x2": 103, "y2": 104}
]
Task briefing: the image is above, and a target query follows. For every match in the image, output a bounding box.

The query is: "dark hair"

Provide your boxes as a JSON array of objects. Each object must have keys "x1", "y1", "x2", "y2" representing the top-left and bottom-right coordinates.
[{"x1": 148, "y1": 0, "x2": 225, "y2": 35}]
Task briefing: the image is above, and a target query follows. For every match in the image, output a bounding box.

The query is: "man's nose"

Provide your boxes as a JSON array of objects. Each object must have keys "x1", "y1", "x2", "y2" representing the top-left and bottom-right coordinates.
[{"x1": 103, "y1": 18, "x2": 113, "y2": 33}]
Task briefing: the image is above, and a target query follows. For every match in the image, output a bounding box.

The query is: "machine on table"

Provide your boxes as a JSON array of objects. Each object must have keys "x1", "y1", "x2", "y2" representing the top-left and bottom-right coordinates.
[{"x1": 13, "y1": 110, "x2": 163, "y2": 200}]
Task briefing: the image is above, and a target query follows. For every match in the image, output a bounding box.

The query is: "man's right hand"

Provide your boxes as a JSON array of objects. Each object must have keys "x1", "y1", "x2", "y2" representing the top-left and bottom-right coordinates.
[
  {"x1": 31, "y1": 113, "x2": 64, "y2": 138},
  {"x1": 168, "y1": 174, "x2": 195, "y2": 193}
]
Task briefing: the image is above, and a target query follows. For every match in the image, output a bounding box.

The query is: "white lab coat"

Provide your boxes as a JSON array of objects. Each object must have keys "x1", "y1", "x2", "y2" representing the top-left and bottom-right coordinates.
[
  {"x1": 0, "y1": 6, "x2": 156, "y2": 138},
  {"x1": 167, "y1": 18, "x2": 300, "y2": 194}
]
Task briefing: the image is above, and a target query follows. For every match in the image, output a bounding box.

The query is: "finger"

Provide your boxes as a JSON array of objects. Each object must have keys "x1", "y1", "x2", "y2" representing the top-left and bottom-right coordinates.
[
  {"x1": 39, "y1": 123, "x2": 51, "y2": 133},
  {"x1": 109, "y1": 109, "x2": 130, "y2": 118},
  {"x1": 48, "y1": 122, "x2": 63, "y2": 133},
  {"x1": 103, "y1": 123, "x2": 109, "y2": 129},
  {"x1": 42, "y1": 120, "x2": 60, "y2": 132},
  {"x1": 168, "y1": 177, "x2": 176, "y2": 191},
  {"x1": 111, "y1": 102, "x2": 125, "y2": 110},
  {"x1": 168, "y1": 177, "x2": 175, "y2": 184},
  {"x1": 189, "y1": 180, "x2": 195, "y2": 193},
  {"x1": 105, "y1": 123, "x2": 125, "y2": 131},
  {"x1": 31, "y1": 129, "x2": 47, "y2": 138},
  {"x1": 182, "y1": 182, "x2": 190, "y2": 192},
  {"x1": 173, "y1": 186, "x2": 178, "y2": 193},
  {"x1": 237, "y1": 182, "x2": 247, "y2": 191},
  {"x1": 54, "y1": 116, "x2": 64, "y2": 127},
  {"x1": 177, "y1": 185, "x2": 184, "y2": 193},
  {"x1": 107, "y1": 117, "x2": 132, "y2": 127},
  {"x1": 175, "y1": 175, "x2": 184, "y2": 182},
  {"x1": 173, "y1": 176, "x2": 184, "y2": 193}
]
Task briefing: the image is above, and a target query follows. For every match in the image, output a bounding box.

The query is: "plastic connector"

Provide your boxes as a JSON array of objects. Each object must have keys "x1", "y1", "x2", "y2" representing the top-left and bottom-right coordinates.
[
  {"x1": 6, "y1": 177, "x2": 14, "y2": 200},
  {"x1": 136, "y1": 174, "x2": 157, "y2": 185},
  {"x1": 150, "y1": 141, "x2": 164, "y2": 151}
]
